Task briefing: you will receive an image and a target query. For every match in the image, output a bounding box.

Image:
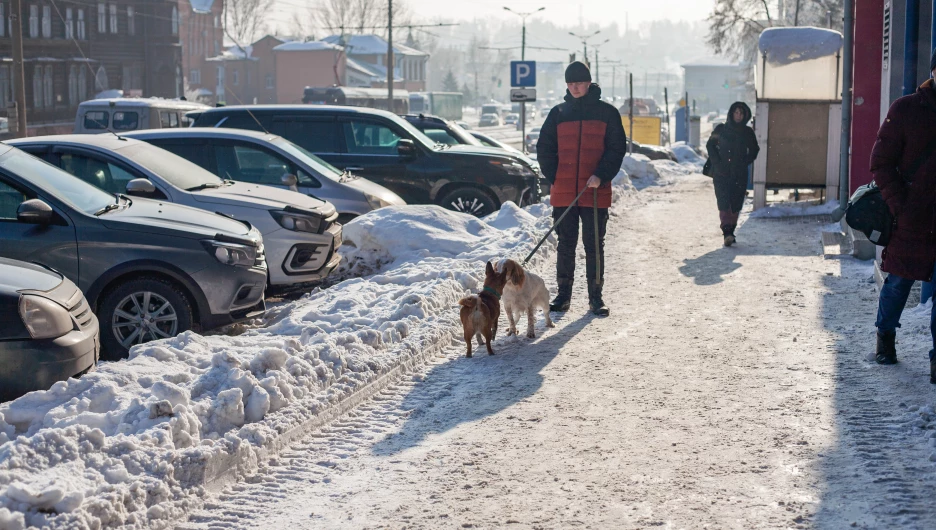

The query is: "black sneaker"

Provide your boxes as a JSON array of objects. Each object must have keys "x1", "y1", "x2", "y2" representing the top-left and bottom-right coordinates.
[
  {"x1": 550, "y1": 293, "x2": 571, "y2": 312},
  {"x1": 590, "y1": 301, "x2": 610, "y2": 317},
  {"x1": 876, "y1": 330, "x2": 898, "y2": 365}
]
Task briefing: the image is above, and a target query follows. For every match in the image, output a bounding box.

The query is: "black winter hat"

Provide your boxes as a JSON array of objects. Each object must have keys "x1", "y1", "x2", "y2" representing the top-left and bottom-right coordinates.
[
  {"x1": 565, "y1": 61, "x2": 592, "y2": 83},
  {"x1": 931, "y1": 48, "x2": 936, "y2": 73}
]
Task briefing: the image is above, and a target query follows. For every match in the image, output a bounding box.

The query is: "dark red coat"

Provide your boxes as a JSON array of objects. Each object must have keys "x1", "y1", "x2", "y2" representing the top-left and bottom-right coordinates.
[
  {"x1": 872, "y1": 79, "x2": 936, "y2": 280},
  {"x1": 537, "y1": 84, "x2": 628, "y2": 208}
]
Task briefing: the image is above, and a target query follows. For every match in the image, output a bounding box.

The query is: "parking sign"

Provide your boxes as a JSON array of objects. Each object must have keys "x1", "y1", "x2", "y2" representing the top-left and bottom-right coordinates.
[{"x1": 510, "y1": 61, "x2": 536, "y2": 87}]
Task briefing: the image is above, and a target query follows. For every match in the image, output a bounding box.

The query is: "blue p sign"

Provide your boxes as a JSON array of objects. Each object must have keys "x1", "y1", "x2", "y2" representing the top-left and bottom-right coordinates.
[{"x1": 510, "y1": 61, "x2": 536, "y2": 87}]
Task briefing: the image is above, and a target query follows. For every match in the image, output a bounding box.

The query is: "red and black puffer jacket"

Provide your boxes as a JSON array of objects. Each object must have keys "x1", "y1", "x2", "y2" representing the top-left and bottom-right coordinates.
[{"x1": 536, "y1": 84, "x2": 628, "y2": 208}]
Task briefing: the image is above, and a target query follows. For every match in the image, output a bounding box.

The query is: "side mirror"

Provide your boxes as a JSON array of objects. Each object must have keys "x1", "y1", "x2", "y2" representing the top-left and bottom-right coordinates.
[
  {"x1": 17, "y1": 199, "x2": 54, "y2": 225},
  {"x1": 126, "y1": 178, "x2": 156, "y2": 196},
  {"x1": 281, "y1": 173, "x2": 298, "y2": 192},
  {"x1": 397, "y1": 139, "x2": 417, "y2": 158}
]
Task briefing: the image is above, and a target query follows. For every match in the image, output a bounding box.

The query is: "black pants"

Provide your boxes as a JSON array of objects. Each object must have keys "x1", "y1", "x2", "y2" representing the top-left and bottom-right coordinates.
[
  {"x1": 553, "y1": 206, "x2": 609, "y2": 286},
  {"x1": 713, "y1": 174, "x2": 747, "y2": 213}
]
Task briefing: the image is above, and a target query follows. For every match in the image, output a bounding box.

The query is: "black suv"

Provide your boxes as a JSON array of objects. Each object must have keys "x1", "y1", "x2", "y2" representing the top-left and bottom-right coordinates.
[{"x1": 192, "y1": 106, "x2": 542, "y2": 217}]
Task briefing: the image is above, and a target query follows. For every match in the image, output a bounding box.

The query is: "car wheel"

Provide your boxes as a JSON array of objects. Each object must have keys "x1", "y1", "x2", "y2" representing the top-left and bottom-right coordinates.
[
  {"x1": 438, "y1": 187, "x2": 498, "y2": 217},
  {"x1": 98, "y1": 277, "x2": 194, "y2": 360}
]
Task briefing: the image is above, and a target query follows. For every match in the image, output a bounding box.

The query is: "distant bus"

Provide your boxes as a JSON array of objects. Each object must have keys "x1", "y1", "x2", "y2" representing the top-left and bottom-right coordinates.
[
  {"x1": 302, "y1": 86, "x2": 409, "y2": 114},
  {"x1": 409, "y1": 92, "x2": 463, "y2": 120}
]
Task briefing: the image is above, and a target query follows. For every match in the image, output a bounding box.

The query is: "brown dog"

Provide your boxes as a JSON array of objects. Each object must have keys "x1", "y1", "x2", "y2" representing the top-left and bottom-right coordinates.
[{"x1": 458, "y1": 261, "x2": 508, "y2": 357}]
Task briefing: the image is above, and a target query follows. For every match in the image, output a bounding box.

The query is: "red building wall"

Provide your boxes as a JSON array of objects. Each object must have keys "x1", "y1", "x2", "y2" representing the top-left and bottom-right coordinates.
[{"x1": 850, "y1": 0, "x2": 885, "y2": 193}]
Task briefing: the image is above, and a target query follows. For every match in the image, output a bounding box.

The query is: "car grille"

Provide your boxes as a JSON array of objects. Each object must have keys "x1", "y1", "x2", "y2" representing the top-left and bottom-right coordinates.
[{"x1": 65, "y1": 289, "x2": 95, "y2": 330}]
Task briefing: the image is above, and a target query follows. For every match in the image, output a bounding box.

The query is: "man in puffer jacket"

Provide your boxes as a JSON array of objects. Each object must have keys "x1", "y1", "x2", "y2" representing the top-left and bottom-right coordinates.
[
  {"x1": 705, "y1": 101, "x2": 759, "y2": 246},
  {"x1": 537, "y1": 61, "x2": 628, "y2": 316}
]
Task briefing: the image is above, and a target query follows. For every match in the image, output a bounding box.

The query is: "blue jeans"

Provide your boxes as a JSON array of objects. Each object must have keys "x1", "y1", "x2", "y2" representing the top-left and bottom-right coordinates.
[{"x1": 876, "y1": 264, "x2": 936, "y2": 357}]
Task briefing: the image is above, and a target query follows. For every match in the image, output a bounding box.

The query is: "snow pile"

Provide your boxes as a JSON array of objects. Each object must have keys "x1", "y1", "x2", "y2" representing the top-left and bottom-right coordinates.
[
  {"x1": 622, "y1": 154, "x2": 657, "y2": 181},
  {"x1": 758, "y1": 27, "x2": 844, "y2": 66},
  {"x1": 749, "y1": 200, "x2": 840, "y2": 218},
  {"x1": 671, "y1": 142, "x2": 706, "y2": 171}
]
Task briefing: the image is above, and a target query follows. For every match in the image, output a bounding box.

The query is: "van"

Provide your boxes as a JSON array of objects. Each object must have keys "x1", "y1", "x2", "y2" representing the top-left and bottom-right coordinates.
[{"x1": 74, "y1": 99, "x2": 210, "y2": 134}]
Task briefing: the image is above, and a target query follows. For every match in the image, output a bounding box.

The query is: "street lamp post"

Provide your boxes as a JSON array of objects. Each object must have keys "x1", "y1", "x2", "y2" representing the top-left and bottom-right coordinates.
[
  {"x1": 569, "y1": 30, "x2": 601, "y2": 66},
  {"x1": 504, "y1": 6, "x2": 544, "y2": 154},
  {"x1": 591, "y1": 39, "x2": 610, "y2": 83}
]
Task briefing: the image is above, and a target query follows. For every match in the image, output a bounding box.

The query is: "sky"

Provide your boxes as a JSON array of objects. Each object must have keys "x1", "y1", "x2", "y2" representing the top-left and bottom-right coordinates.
[{"x1": 405, "y1": 0, "x2": 711, "y2": 29}]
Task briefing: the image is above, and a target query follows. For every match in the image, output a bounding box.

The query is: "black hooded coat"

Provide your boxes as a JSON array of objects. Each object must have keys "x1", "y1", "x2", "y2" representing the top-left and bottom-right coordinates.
[{"x1": 706, "y1": 102, "x2": 760, "y2": 212}]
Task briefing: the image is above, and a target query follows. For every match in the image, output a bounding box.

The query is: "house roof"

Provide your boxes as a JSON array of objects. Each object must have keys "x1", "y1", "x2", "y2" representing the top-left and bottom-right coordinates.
[
  {"x1": 321, "y1": 34, "x2": 428, "y2": 56},
  {"x1": 273, "y1": 41, "x2": 344, "y2": 52}
]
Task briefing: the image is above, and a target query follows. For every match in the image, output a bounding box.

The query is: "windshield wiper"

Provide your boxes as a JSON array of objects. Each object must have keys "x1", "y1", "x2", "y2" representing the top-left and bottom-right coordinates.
[
  {"x1": 186, "y1": 182, "x2": 222, "y2": 192},
  {"x1": 94, "y1": 203, "x2": 120, "y2": 216}
]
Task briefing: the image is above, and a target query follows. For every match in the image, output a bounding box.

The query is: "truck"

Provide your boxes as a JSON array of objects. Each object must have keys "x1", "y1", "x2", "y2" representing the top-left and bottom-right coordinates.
[{"x1": 409, "y1": 92, "x2": 464, "y2": 120}]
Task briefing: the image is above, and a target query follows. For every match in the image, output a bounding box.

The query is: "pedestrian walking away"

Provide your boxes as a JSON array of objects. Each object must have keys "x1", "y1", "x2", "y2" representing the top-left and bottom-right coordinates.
[
  {"x1": 705, "y1": 101, "x2": 760, "y2": 247},
  {"x1": 870, "y1": 48, "x2": 936, "y2": 383},
  {"x1": 536, "y1": 60, "x2": 628, "y2": 316}
]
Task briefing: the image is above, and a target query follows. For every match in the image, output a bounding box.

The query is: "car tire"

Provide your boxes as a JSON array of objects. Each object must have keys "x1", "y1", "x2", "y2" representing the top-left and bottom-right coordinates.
[
  {"x1": 438, "y1": 187, "x2": 499, "y2": 217},
  {"x1": 98, "y1": 277, "x2": 194, "y2": 361}
]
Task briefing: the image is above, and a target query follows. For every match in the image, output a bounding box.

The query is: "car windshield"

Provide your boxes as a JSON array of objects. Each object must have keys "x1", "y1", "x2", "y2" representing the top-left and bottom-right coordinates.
[
  {"x1": 423, "y1": 129, "x2": 461, "y2": 146},
  {"x1": 118, "y1": 143, "x2": 223, "y2": 190},
  {"x1": 273, "y1": 137, "x2": 346, "y2": 179},
  {"x1": 0, "y1": 147, "x2": 114, "y2": 214},
  {"x1": 383, "y1": 113, "x2": 437, "y2": 150}
]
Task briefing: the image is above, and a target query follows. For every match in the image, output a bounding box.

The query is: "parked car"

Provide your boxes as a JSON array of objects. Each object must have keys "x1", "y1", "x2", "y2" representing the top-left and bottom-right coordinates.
[
  {"x1": 525, "y1": 127, "x2": 541, "y2": 153},
  {"x1": 121, "y1": 128, "x2": 405, "y2": 225},
  {"x1": 504, "y1": 113, "x2": 520, "y2": 126},
  {"x1": 479, "y1": 113, "x2": 503, "y2": 127},
  {"x1": 469, "y1": 131, "x2": 549, "y2": 197},
  {"x1": 0, "y1": 144, "x2": 266, "y2": 359},
  {"x1": 8, "y1": 135, "x2": 342, "y2": 288},
  {"x1": 0, "y1": 258, "x2": 99, "y2": 401},
  {"x1": 191, "y1": 105, "x2": 542, "y2": 217},
  {"x1": 455, "y1": 120, "x2": 472, "y2": 131},
  {"x1": 401, "y1": 114, "x2": 485, "y2": 147},
  {"x1": 74, "y1": 98, "x2": 209, "y2": 134}
]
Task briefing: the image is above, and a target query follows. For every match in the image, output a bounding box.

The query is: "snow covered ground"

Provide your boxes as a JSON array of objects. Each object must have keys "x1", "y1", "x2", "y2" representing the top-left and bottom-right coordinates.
[{"x1": 0, "y1": 156, "x2": 687, "y2": 529}]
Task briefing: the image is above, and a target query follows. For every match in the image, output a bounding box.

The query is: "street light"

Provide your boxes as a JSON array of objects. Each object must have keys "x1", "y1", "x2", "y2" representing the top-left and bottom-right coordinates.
[
  {"x1": 569, "y1": 30, "x2": 601, "y2": 65},
  {"x1": 591, "y1": 38, "x2": 610, "y2": 83},
  {"x1": 503, "y1": 6, "x2": 545, "y2": 60}
]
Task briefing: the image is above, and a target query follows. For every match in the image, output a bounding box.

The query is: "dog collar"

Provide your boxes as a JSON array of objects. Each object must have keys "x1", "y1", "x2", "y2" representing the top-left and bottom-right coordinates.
[{"x1": 482, "y1": 286, "x2": 501, "y2": 300}]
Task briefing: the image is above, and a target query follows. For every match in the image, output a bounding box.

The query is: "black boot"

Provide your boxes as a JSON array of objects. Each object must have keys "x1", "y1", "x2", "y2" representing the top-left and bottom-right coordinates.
[
  {"x1": 550, "y1": 280, "x2": 572, "y2": 312},
  {"x1": 875, "y1": 330, "x2": 897, "y2": 365},
  {"x1": 588, "y1": 283, "x2": 609, "y2": 317}
]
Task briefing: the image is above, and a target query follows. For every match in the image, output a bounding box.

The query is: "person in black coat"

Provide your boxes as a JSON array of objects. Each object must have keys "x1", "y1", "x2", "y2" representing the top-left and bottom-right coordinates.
[{"x1": 705, "y1": 101, "x2": 759, "y2": 246}]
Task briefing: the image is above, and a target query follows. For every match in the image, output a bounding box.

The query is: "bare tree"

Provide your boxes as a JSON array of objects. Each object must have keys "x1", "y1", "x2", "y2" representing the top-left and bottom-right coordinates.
[
  {"x1": 305, "y1": 0, "x2": 411, "y2": 37},
  {"x1": 706, "y1": 0, "x2": 776, "y2": 63},
  {"x1": 224, "y1": 0, "x2": 275, "y2": 51}
]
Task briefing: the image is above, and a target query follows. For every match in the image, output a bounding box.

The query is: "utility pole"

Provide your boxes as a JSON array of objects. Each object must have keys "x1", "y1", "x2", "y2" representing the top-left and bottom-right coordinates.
[
  {"x1": 663, "y1": 87, "x2": 670, "y2": 146},
  {"x1": 504, "y1": 6, "x2": 544, "y2": 154},
  {"x1": 628, "y1": 73, "x2": 634, "y2": 153},
  {"x1": 569, "y1": 30, "x2": 600, "y2": 68},
  {"x1": 11, "y1": 0, "x2": 27, "y2": 138},
  {"x1": 591, "y1": 39, "x2": 609, "y2": 83},
  {"x1": 387, "y1": 0, "x2": 393, "y2": 111}
]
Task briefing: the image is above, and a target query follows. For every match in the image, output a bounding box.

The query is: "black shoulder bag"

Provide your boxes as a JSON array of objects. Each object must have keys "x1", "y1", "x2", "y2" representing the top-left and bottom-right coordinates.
[{"x1": 845, "y1": 136, "x2": 936, "y2": 246}]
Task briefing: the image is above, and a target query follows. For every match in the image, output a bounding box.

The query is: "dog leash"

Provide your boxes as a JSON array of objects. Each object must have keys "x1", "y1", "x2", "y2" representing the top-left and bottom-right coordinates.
[{"x1": 522, "y1": 186, "x2": 591, "y2": 266}]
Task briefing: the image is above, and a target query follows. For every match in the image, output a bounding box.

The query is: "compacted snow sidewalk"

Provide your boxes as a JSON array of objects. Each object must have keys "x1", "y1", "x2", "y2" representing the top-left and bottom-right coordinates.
[{"x1": 0, "y1": 156, "x2": 682, "y2": 529}]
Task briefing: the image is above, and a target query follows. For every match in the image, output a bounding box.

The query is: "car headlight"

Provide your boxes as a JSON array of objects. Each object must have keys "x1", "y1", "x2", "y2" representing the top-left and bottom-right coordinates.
[
  {"x1": 202, "y1": 240, "x2": 259, "y2": 267},
  {"x1": 364, "y1": 193, "x2": 394, "y2": 210},
  {"x1": 270, "y1": 210, "x2": 322, "y2": 233},
  {"x1": 19, "y1": 295, "x2": 73, "y2": 339},
  {"x1": 489, "y1": 160, "x2": 535, "y2": 178}
]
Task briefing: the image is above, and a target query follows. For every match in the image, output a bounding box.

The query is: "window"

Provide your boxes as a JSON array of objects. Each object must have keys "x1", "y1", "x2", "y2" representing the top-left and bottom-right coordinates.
[
  {"x1": 148, "y1": 141, "x2": 212, "y2": 171},
  {"x1": 214, "y1": 144, "x2": 290, "y2": 185},
  {"x1": 108, "y1": 4, "x2": 116, "y2": 33},
  {"x1": 214, "y1": 40, "x2": 220, "y2": 55},
  {"x1": 68, "y1": 66, "x2": 78, "y2": 105},
  {"x1": 0, "y1": 66, "x2": 10, "y2": 108},
  {"x1": 342, "y1": 121, "x2": 401, "y2": 155},
  {"x1": 97, "y1": 3, "x2": 105, "y2": 33},
  {"x1": 0, "y1": 180, "x2": 27, "y2": 221},
  {"x1": 29, "y1": 5, "x2": 38, "y2": 38},
  {"x1": 0, "y1": 3, "x2": 4, "y2": 37},
  {"x1": 232, "y1": 70, "x2": 239, "y2": 86},
  {"x1": 190, "y1": 69, "x2": 201, "y2": 85},
  {"x1": 65, "y1": 7, "x2": 73, "y2": 39},
  {"x1": 112, "y1": 111, "x2": 139, "y2": 131},
  {"x1": 275, "y1": 120, "x2": 338, "y2": 153},
  {"x1": 41, "y1": 5, "x2": 50, "y2": 37},
  {"x1": 171, "y1": 6, "x2": 178, "y2": 35},
  {"x1": 32, "y1": 66, "x2": 42, "y2": 108},
  {"x1": 159, "y1": 111, "x2": 179, "y2": 128},
  {"x1": 127, "y1": 6, "x2": 134, "y2": 35},
  {"x1": 83, "y1": 111, "x2": 108, "y2": 130},
  {"x1": 423, "y1": 129, "x2": 459, "y2": 146},
  {"x1": 59, "y1": 153, "x2": 138, "y2": 194},
  {"x1": 266, "y1": 74, "x2": 274, "y2": 89},
  {"x1": 77, "y1": 66, "x2": 87, "y2": 101},
  {"x1": 214, "y1": 15, "x2": 219, "y2": 28},
  {"x1": 43, "y1": 65, "x2": 52, "y2": 108},
  {"x1": 77, "y1": 9, "x2": 85, "y2": 39}
]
